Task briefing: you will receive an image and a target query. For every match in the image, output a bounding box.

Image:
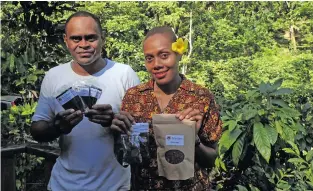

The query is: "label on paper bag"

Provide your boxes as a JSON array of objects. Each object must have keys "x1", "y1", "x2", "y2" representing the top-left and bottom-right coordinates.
[{"x1": 166, "y1": 135, "x2": 184, "y2": 146}]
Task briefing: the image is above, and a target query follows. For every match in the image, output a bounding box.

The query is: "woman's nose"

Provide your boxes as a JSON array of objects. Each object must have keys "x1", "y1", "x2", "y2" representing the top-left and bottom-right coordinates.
[{"x1": 153, "y1": 57, "x2": 163, "y2": 68}]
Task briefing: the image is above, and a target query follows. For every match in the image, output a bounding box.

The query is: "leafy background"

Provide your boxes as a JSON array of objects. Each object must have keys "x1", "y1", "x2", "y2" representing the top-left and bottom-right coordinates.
[{"x1": 1, "y1": 2, "x2": 312, "y2": 191}]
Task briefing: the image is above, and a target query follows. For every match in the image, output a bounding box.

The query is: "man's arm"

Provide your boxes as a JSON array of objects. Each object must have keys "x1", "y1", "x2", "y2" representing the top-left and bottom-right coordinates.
[
  {"x1": 31, "y1": 109, "x2": 83, "y2": 142},
  {"x1": 31, "y1": 120, "x2": 61, "y2": 142}
]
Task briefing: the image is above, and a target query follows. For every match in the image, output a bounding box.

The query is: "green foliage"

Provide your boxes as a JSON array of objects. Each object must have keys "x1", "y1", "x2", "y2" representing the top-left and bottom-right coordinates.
[
  {"x1": 214, "y1": 79, "x2": 312, "y2": 190},
  {"x1": 1, "y1": 1, "x2": 313, "y2": 191},
  {"x1": 1, "y1": 102, "x2": 44, "y2": 191},
  {"x1": 1, "y1": 102, "x2": 37, "y2": 144}
]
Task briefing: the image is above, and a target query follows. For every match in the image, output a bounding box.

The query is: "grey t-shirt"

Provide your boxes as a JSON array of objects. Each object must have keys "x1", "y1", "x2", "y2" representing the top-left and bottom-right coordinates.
[{"x1": 32, "y1": 59, "x2": 140, "y2": 191}]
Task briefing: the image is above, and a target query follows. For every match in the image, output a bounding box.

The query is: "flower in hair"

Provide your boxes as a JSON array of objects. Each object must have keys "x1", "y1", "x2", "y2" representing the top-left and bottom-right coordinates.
[{"x1": 172, "y1": 38, "x2": 188, "y2": 55}]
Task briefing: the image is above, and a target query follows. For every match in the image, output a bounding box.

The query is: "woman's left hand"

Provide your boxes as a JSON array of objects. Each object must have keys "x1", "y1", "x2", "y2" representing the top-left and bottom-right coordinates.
[{"x1": 175, "y1": 108, "x2": 203, "y2": 133}]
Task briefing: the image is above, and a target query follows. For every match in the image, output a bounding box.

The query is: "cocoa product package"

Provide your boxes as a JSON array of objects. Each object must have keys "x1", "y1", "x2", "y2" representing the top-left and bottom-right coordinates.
[{"x1": 152, "y1": 114, "x2": 196, "y2": 180}]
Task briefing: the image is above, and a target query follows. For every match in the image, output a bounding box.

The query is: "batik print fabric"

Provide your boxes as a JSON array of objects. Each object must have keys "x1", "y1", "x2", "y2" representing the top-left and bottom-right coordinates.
[{"x1": 121, "y1": 75, "x2": 222, "y2": 191}]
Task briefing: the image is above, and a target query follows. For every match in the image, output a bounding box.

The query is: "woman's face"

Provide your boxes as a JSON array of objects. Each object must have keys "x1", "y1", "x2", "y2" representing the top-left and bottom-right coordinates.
[{"x1": 143, "y1": 33, "x2": 180, "y2": 86}]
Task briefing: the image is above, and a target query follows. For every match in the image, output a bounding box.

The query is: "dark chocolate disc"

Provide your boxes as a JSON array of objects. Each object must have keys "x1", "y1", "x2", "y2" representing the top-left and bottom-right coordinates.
[
  {"x1": 131, "y1": 148, "x2": 140, "y2": 158},
  {"x1": 164, "y1": 150, "x2": 185, "y2": 164}
]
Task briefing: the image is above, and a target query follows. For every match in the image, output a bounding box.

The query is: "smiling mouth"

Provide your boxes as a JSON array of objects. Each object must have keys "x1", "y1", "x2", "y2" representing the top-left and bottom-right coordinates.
[
  {"x1": 154, "y1": 71, "x2": 168, "y2": 78},
  {"x1": 79, "y1": 52, "x2": 93, "y2": 57}
]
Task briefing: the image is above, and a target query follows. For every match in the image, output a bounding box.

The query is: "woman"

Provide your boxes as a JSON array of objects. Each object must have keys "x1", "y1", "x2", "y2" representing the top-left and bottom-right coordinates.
[{"x1": 111, "y1": 26, "x2": 222, "y2": 190}]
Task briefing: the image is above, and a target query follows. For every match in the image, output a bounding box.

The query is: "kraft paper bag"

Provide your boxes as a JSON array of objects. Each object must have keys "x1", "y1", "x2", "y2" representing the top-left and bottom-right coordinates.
[{"x1": 152, "y1": 114, "x2": 196, "y2": 180}]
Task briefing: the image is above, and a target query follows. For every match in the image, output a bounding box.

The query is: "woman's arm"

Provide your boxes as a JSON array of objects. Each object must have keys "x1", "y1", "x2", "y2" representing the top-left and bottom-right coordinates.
[
  {"x1": 176, "y1": 101, "x2": 222, "y2": 169},
  {"x1": 195, "y1": 142, "x2": 218, "y2": 168}
]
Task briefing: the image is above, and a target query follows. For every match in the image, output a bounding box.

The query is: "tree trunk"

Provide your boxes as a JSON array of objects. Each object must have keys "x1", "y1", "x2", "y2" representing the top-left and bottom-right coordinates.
[
  {"x1": 290, "y1": 25, "x2": 297, "y2": 51},
  {"x1": 182, "y1": 11, "x2": 193, "y2": 75}
]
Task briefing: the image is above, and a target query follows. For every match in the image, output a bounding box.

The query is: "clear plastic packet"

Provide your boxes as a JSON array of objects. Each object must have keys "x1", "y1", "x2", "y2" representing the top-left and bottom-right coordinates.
[
  {"x1": 55, "y1": 79, "x2": 103, "y2": 112},
  {"x1": 114, "y1": 123, "x2": 150, "y2": 167},
  {"x1": 56, "y1": 87, "x2": 88, "y2": 112},
  {"x1": 72, "y1": 80, "x2": 103, "y2": 109},
  {"x1": 89, "y1": 85, "x2": 102, "y2": 108}
]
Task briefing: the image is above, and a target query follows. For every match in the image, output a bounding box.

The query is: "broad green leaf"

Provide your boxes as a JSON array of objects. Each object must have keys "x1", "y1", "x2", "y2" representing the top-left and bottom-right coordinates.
[
  {"x1": 271, "y1": 78, "x2": 283, "y2": 91},
  {"x1": 9, "y1": 54, "x2": 15, "y2": 72},
  {"x1": 30, "y1": 44, "x2": 36, "y2": 62},
  {"x1": 223, "y1": 120, "x2": 236, "y2": 129},
  {"x1": 236, "y1": 185, "x2": 248, "y2": 191},
  {"x1": 243, "y1": 109, "x2": 258, "y2": 120},
  {"x1": 279, "y1": 124, "x2": 295, "y2": 142},
  {"x1": 220, "y1": 160, "x2": 227, "y2": 171},
  {"x1": 288, "y1": 158, "x2": 307, "y2": 164},
  {"x1": 232, "y1": 133, "x2": 245, "y2": 166},
  {"x1": 17, "y1": 56, "x2": 26, "y2": 74},
  {"x1": 294, "y1": 122, "x2": 305, "y2": 132},
  {"x1": 24, "y1": 50, "x2": 28, "y2": 64},
  {"x1": 16, "y1": 179, "x2": 21, "y2": 190},
  {"x1": 265, "y1": 125, "x2": 278, "y2": 145},
  {"x1": 282, "y1": 148, "x2": 297, "y2": 155},
  {"x1": 253, "y1": 122, "x2": 271, "y2": 163},
  {"x1": 275, "y1": 121, "x2": 283, "y2": 135},
  {"x1": 259, "y1": 81, "x2": 270, "y2": 94},
  {"x1": 246, "y1": 90, "x2": 258, "y2": 99},
  {"x1": 257, "y1": 109, "x2": 265, "y2": 116},
  {"x1": 9, "y1": 129, "x2": 19, "y2": 135},
  {"x1": 277, "y1": 181, "x2": 291, "y2": 189},
  {"x1": 228, "y1": 120, "x2": 237, "y2": 131},
  {"x1": 214, "y1": 157, "x2": 227, "y2": 171},
  {"x1": 272, "y1": 99, "x2": 288, "y2": 108},
  {"x1": 221, "y1": 116, "x2": 230, "y2": 121},
  {"x1": 225, "y1": 110, "x2": 233, "y2": 117},
  {"x1": 287, "y1": 141, "x2": 300, "y2": 155},
  {"x1": 306, "y1": 150, "x2": 313, "y2": 162},
  {"x1": 279, "y1": 107, "x2": 300, "y2": 117},
  {"x1": 219, "y1": 128, "x2": 242, "y2": 154},
  {"x1": 271, "y1": 88, "x2": 293, "y2": 96},
  {"x1": 249, "y1": 184, "x2": 260, "y2": 191},
  {"x1": 27, "y1": 75, "x2": 38, "y2": 83},
  {"x1": 236, "y1": 113, "x2": 243, "y2": 122}
]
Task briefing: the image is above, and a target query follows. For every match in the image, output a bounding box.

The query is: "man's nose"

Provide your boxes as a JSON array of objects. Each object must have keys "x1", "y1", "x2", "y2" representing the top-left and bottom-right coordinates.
[{"x1": 78, "y1": 39, "x2": 89, "y2": 48}]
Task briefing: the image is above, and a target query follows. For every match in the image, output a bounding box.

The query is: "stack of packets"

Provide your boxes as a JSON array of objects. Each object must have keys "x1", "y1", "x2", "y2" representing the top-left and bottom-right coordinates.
[
  {"x1": 56, "y1": 85, "x2": 102, "y2": 112},
  {"x1": 114, "y1": 123, "x2": 150, "y2": 167}
]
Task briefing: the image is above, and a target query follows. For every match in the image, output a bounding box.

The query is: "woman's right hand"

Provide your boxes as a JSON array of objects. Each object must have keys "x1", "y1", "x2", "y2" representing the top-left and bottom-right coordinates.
[{"x1": 111, "y1": 111, "x2": 135, "y2": 135}]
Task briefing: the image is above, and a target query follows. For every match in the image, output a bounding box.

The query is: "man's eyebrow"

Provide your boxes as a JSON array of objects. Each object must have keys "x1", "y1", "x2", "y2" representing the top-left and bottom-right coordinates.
[
  {"x1": 85, "y1": 34, "x2": 99, "y2": 38},
  {"x1": 69, "y1": 34, "x2": 99, "y2": 39},
  {"x1": 69, "y1": 35, "x2": 82, "y2": 39}
]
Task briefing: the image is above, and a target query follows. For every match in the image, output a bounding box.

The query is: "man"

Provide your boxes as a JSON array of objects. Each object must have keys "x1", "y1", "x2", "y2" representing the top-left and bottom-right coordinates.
[{"x1": 31, "y1": 11, "x2": 140, "y2": 191}]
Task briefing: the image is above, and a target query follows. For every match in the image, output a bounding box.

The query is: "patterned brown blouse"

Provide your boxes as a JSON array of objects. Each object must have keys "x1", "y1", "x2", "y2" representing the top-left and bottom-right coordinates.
[{"x1": 121, "y1": 75, "x2": 222, "y2": 191}]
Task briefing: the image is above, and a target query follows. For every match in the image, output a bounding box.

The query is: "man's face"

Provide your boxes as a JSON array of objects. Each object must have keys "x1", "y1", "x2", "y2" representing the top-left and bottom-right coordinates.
[{"x1": 64, "y1": 16, "x2": 103, "y2": 66}]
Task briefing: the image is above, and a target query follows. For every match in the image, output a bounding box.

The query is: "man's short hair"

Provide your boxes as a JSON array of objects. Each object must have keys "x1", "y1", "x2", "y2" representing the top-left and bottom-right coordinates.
[
  {"x1": 144, "y1": 26, "x2": 177, "y2": 43},
  {"x1": 65, "y1": 11, "x2": 103, "y2": 35}
]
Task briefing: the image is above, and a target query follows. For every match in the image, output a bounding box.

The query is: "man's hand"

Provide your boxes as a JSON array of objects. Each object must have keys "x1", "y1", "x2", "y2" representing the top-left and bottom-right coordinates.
[
  {"x1": 111, "y1": 111, "x2": 135, "y2": 135},
  {"x1": 175, "y1": 108, "x2": 203, "y2": 134},
  {"x1": 55, "y1": 109, "x2": 83, "y2": 134},
  {"x1": 84, "y1": 104, "x2": 114, "y2": 127}
]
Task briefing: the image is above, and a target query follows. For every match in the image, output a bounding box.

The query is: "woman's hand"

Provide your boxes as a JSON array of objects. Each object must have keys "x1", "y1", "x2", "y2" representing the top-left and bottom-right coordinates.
[
  {"x1": 175, "y1": 108, "x2": 203, "y2": 133},
  {"x1": 110, "y1": 111, "x2": 135, "y2": 135}
]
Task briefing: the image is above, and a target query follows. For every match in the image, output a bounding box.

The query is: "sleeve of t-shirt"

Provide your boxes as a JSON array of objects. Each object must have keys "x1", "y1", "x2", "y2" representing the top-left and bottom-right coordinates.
[
  {"x1": 32, "y1": 71, "x2": 55, "y2": 122},
  {"x1": 123, "y1": 65, "x2": 141, "y2": 90}
]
